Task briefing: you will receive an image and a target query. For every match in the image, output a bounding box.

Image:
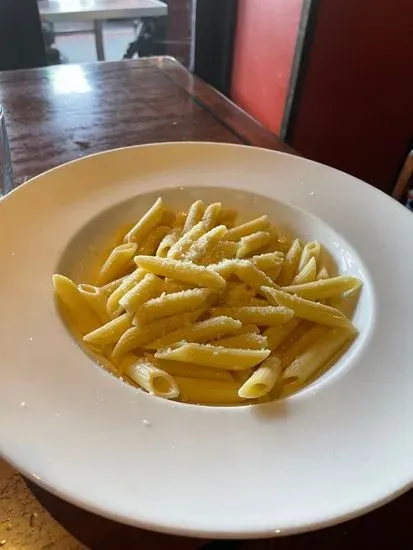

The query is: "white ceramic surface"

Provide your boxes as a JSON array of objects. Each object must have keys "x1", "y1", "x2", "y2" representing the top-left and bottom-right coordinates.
[{"x1": 0, "y1": 142, "x2": 412, "y2": 538}]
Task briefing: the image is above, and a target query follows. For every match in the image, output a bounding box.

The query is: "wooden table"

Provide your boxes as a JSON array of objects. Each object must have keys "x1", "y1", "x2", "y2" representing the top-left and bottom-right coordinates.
[
  {"x1": 38, "y1": 0, "x2": 168, "y2": 60},
  {"x1": 0, "y1": 57, "x2": 411, "y2": 549}
]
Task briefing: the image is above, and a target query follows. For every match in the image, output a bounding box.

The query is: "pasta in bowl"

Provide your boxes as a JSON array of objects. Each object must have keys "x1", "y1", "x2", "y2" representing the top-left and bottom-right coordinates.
[{"x1": 53, "y1": 197, "x2": 362, "y2": 405}]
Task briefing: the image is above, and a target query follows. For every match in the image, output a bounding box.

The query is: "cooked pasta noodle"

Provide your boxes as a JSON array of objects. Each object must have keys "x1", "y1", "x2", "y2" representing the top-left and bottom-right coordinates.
[{"x1": 53, "y1": 197, "x2": 362, "y2": 405}]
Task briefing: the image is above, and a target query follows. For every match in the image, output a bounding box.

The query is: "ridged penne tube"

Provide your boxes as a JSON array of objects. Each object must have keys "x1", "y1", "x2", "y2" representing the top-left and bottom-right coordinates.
[
  {"x1": 122, "y1": 356, "x2": 179, "y2": 399},
  {"x1": 233, "y1": 260, "x2": 278, "y2": 291},
  {"x1": 138, "y1": 225, "x2": 171, "y2": 255},
  {"x1": 201, "y1": 202, "x2": 222, "y2": 230},
  {"x1": 106, "y1": 267, "x2": 146, "y2": 316},
  {"x1": 100, "y1": 276, "x2": 126, "y2": 296},
  {"x1": 252, "y1": 252, "x2": 284, "y2": 272},
  {"x1": 119, "y1": 273, "x2": 164, "y2": 315},
  {"x1": 78, "y1": 284, "x2": 109, "y2": 323},
  {"x1": 281, "y1": 327, "x2": 355, "y2": 386},
  {"x1": 112, "y1": 310, "x2": 203, "y2": 358},
  {"x1": 277, "y1": 238, "x2": 302, "y2": 286},
  {"x1": 298, "y1": 241, "x2": 321, "y2": 271},
  {"x1": 83, "y1": 312, "x2": 132, "y2": 345},
  {"x1": 173, "y1": 211, "x2": 187, "y2": 228},
  {"x1": 317, "y1": 266, "x2": 330, "y2": 280},
  {"x1": 221, "y1": 282, "x2": 255, "y2": 306},
  {"x1": 261, "y1": 286, "x2": 352, "y2": 328},
  {"x1": 226, "y1": 215, "x2": 268, "y2": 241},
  {"x1": 98, "y1": 243, "x2": 137, "y2": 285},
  {"x1": 281, "y1": 276, "x2": 362, "y2": 301},
  {"x1": 53, "y1": 274, "x2": 99, "y2": 335},
  {"x1": 208, "y1": 259, "x2": 237, "y2": 278},
  {"x1": 292, "y1": 256, "x2": 317, "y2": 285},
  {"x1": 216, "y1": 208, "x2": 238, "y2": 227},
  {"x1": 155, "y1": 343, "x2": 270, "y2": 369},
  {"x1": 279, "y1": 325, "x2": 327, "y2": 367},
  {"x1": 238, "y1": 355, "x2": 282, "y2": 398},
  {"x1": 185, "y1": 225, "x2": 227, "y2": 263},
  {"x1": 163, "y1": 279, "x2": 195, "y2": 294},
  {"x1": 156, "y1": 228, "x2": 180, "y2": 257},
  {"x1": 175, "y1": 377, "x2": 245, "y2": 405},
  {"x1": 144, "y1": 316, "x2": 241, "y2": 350},
  {"x1": 167, "y1": 221, "x2": 206, "y2": 259},
  {"x1": 211, "y1": 305, "x2": 294, "y2": 326},
  {"x1": 263, "y1": 318, "x2": 300, "y2": 350},
  {"x1": 202, "y1": 241, "x2": 239, "y2": 264},
  {"x1": 134, "y1": 255, "x2": 226, "y2": 290},
  {"x1": 153, "y1": 358, "x2": 233, "y2": 381},
  {"x1": 211, "y1": 333, "x2": 268, "y2": 350},
  {"x1": 182, "y1": 200, "x2": 206, "y2": 233},
  {"x1": 236, "y1": 231, "x2": 271, "y2": 258},
  {"x1": 123, "y1": 197, "x2": 164, "y2": 243},
  {"x1": 134, "y1": 288, "x2": 213, "y2": 324}
]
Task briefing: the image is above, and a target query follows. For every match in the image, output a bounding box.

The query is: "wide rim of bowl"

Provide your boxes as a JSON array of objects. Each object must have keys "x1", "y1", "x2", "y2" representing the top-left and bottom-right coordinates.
[{"x1": 0, "y1": 142, "x2": 412, "y2": 538}]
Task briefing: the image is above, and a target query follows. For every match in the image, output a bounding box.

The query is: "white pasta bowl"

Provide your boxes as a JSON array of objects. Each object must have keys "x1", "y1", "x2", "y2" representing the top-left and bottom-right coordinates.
[{"x1": 0, "y1": 142, "x2": 412, "y2": 538}]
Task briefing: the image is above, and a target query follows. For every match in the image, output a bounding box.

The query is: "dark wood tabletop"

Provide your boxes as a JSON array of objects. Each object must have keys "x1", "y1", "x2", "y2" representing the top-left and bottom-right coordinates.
[{"x1": 0, "y1": 57, "x2": 411, "y2": 549}]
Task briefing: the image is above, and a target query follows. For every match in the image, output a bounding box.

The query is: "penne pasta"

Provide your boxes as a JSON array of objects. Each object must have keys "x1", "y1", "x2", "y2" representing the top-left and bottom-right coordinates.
[
  {"x1": 134, "y1": 255, "x2": 226, "y2": 290},
  {"x1": 298, "y1": 241, "x2": 321, "y2": 272},
  {"x1": 156, "y1": 228, "x2": 180, "y2": 258},
  {"x1": 277, "y1": 238, "x2": 302, "y2": 286},
  {"x1": 211, "y1": 333, "x2": 268, "y2": 350},
  {"x1": 236, "y1": 231, "x2": 271, "y2": 258},
  {"x1": 138, "y1": 225, "x2": 171, "y2": 256},
  {"x1": 182, "y1": 200, "x2": 206, "y2": 233},
  {"x1": 233, "y1": 260, "x2": 278, "y2": 291},
  {"x1": 263, "y1": 318, "x2": 300, "y2": 351},
  {"x1": 252, "y1": 252, "x2": 284, "y2": 272},
  {"x1": 53, "y1": 198, "x2": 362, "y2": 405},
  {"x1": 226, "y1": 215, "x2": 269, "y2": 241},
  {"x1": 53, "y1": 274, "x2": 99, "y2": 335},
  {"x1": 106, "y1": 267, "x2": 146, "y2": 317},
  {"x1": 185, "y1": 225, "x2": 227, "y2": 263},
  {"x1": 281, "y1": 276, "x2": 362, "y2": 301},
  {"x1": 281, "y1": 327, "x2": 355, "y2": 387},
  {"x1": 78, "y1": 284, "x2": 109, "y2": 324},
  {"x1": 238, "y1": 355, "x2": 282, "y2": 398},
  {"x1": 155, "y1": 342, "x2": 270, "y2": 369},
  {"x1": 119, "y1": 273, "x2": 163, "y2": 315},
  {"x1": 201, "y1": 202, "x2": 222, "y2": 230},
  {"x1": 134, "y1": 288, "x2": 213, "y2": 324},
  {"x1": 261, "y1": 286, "x2": 352, "y2": 328},
  {"x1": 291, "y1": 256, "x2": 317, "y2": 285},
  {"x1": 211, "y1": 305, "x2": 295, "y2": 326},
  {"x1": 122, "y1": 355, "x2": 179, "y2": 399},
  {"x1": 167, "y1": 221, "x2": 206, "y2": 259},
  {"x1": 144, "y1": 316, "x2": 241, "y2": 350},
  {"x1": 316, "y1": 266, "x2": 330, "y2": 280},
  {"x1": 100, "y1": 276, "x2": 125, "y2": 296},
  {"x1": 176, "y1": 377, "x2": 245, "y2": 405},
  {"x1": 98, "y1": 242, "x2": 137, "y2": 285},
  {"x1": 112, "y1": 310, "x2": 204, "y2": 358},
  {"x1": 83, "y1": 312, "x2": 132, "y2": 346},
  {"x1": 216, "y1": 208, "x2": 238, "y2": 227},
  {"x1": 153, "y1": 357, "x2": 233, "y2": 381},
  {"x1": 201, "y1": 240, "x2": 239, "y2": 264},
  {"x1": 124, "y1": 197, "x2": 164, "y2": 244}
]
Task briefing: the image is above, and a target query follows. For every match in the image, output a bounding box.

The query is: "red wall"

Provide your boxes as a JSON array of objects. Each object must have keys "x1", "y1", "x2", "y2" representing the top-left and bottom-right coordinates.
[
  {"x1": 289, "y1": 0, "x2": 413, "y2": 193},
  {"x1": 230, "y1": 0, "x2": 303, "y2": 135}
]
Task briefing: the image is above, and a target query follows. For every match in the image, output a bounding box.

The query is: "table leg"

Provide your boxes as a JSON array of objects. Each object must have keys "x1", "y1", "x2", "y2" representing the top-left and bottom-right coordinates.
[{"x1": 93, "y1": 20, "x2": 105, "y2": 61}]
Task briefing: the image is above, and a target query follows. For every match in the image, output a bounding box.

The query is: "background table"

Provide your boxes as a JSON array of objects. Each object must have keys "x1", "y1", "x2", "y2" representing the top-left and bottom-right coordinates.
[
  {"x1": 0, "y1": 57, "x2": 411, "y2": 548},
  {"x1": 38, "y1": 0, "x2": 168, "y2": 60}
]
